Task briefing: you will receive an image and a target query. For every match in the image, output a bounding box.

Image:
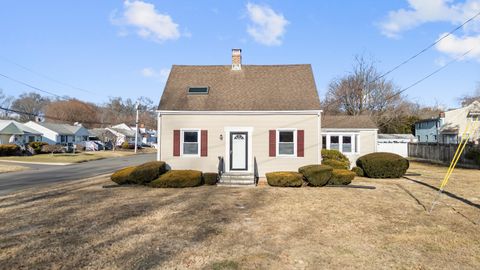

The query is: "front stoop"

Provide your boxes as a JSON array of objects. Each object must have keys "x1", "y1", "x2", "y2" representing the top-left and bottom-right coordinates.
[{"x1": 217, "y1": 172, "x2": 256, "y2": 187}]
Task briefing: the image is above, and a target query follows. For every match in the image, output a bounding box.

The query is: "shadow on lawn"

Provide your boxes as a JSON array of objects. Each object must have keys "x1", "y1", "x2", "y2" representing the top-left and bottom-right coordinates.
[
  {"x1": 403, "y1": 176, "x2": 480, "y2": 210},
  {"x1": 0, "y1": 183, "x2": 267, "y2": 269}
]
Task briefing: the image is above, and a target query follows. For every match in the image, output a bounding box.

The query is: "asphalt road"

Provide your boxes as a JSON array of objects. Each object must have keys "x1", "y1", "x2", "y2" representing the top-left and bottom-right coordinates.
[{"x1": 0, "y1": 153, "x2": 156, "y2": 196}]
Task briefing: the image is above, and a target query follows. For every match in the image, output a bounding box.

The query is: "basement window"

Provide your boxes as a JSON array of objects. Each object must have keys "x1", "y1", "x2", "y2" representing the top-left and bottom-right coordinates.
[{"x1": 187, "y1": 87, "x2": 209, "y2": 95}]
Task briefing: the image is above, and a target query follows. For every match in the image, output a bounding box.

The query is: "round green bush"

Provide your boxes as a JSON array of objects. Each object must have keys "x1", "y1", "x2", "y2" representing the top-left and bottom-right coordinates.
[
  {"x1": 328, "y1": 169, "x2": 355, "y2": 185},
  {"x1": 149, "y1": 170, "x2": 202, "y2": 188},
  {"x1": 322, "y1": 159, "x2": 349, "y2": 170},
  {"x1": 321, "y1": 149, "x2": 350, "y2": 167},
  {"x1": 266, "y1": 171, "x2": 304, "y2": 187},
  {"x1": 356, "y1": 152, "x2": 409, "y2": 178},
  {"x1": 351, "y1": 166, "x2": 364, "y2": 177},
  {"x1": 110, "y1": 161, "x2": 167, "y2": 185},
  {"x1": 298, "y1": 164, "x2": 333, "y2": 186},
  {"x1": 203, "y1": 172, "x2": 218, "y2": 185}
]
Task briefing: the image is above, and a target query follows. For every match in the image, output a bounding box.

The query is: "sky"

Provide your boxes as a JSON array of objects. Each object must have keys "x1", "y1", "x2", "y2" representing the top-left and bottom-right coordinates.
[{"x1": 0, "y1": 0, "x2": 479, "y2": 109}]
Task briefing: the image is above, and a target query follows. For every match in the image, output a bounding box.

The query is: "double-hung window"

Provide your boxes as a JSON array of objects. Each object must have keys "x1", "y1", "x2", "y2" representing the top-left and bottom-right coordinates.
[
  {"x1": 322, "y1": 133, "x2": 359, "y2": 154},
  {"x1": 181, "y1": 130, "x2": 200, "y2": 156},
  {"x1": 277, "y1": 130, "x2": 296, "y2": 157}
]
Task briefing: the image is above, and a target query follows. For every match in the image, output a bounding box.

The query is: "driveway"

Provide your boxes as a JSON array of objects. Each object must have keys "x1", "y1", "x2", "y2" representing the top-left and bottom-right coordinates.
[{"x1": 0, "y1": 153, "x2": 155, "y2": 195}]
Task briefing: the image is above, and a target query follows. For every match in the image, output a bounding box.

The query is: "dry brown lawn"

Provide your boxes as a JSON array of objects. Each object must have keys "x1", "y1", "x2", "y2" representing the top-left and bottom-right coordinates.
[
  {"x1": 0, "y1": 164, "x2": 27, "y2": 174},
  {"x1": 0, "y1": 162, "x2": 479, "y2": 269}
]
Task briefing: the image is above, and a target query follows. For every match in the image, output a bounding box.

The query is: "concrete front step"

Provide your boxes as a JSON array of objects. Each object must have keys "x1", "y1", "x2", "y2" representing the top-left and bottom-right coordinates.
[{"x1": 218, "y1": 173, "x2": 256, "y2": 186}]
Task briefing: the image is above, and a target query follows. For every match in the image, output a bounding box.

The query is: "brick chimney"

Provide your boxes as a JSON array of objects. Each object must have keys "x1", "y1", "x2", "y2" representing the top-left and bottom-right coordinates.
[
  {"x1": 232, "y1": 49, "x2": 241, "y2": 70},
  {"x1": 439, "y1": 112, "x2": 445, "y2": 118}
]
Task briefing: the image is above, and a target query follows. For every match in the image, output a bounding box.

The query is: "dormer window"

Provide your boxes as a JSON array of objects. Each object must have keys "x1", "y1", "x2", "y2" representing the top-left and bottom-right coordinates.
[{"x1": 188, "y1": 87, "x2": 209, "y2": 95}]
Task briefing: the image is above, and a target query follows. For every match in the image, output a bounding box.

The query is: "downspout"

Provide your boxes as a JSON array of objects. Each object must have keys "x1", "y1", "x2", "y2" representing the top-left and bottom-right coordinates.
[
  {"x1": 157, "y1": 112, "x2": 161, "y2": 161},
  {"x1": 317, "y1": 111, "x2": 321, "y2": 164}
]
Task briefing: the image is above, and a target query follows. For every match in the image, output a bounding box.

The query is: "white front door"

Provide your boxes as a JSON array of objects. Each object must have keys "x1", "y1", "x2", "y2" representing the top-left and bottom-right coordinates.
[{"x1": 230, "y1": 132, "x2": 248, "y2": 171}]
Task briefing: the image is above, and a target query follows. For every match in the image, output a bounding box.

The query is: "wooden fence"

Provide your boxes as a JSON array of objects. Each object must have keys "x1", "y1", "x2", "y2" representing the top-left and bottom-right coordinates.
[{"x1": 408, "y1": 143, "x2": 480, "y2": 168}]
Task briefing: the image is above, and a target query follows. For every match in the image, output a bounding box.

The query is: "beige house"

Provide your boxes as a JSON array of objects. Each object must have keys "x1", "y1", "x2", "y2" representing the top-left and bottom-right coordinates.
[
  {"x1": 156, "y1": 49, "x2": 322, "y2": 185},
  {"x1": 321, "y1": 115, "x2": 378, "y2": 166},
  {"x1": 440, "y1": 101, "x2": 480, "y2": 143}
]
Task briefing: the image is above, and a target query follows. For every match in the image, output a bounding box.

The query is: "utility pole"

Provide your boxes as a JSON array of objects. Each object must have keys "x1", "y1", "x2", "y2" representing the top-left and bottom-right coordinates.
[{"x1": 134, "y1": 101, "x2": 139, "y2": 154}]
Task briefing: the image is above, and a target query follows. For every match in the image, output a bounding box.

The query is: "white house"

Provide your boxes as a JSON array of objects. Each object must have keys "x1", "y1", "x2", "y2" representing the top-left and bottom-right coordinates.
[
  {"x1": 0, "y1": 120, "x2": 43, "y2": 145},
  {"x1": 25, "y1": 122, "x2": 90, "y2": 145},
  {"x1": 106, "y1": 123, "x2": 142, "y2": 146},
  {"x1": 156, "y1": 49, "x2": 322, "y2": 185}
]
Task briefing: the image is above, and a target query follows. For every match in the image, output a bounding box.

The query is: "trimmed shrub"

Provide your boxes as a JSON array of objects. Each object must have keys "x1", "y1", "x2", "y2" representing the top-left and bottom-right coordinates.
[
  {"x1": 266, "y1": 171, "x2": 304, "y2": 187},
  {"x1": 328, "y1": 169, "x2": 355, "y2": 185},
  {"x1": 322, "y1": 159, "x2": 349, "y2": 170},
  {"x1": 351, "y1": 166, "x2": 364, "y2": 177},
  {"x1": 41, "y1": 144, "x2": 64, "y2": 154},
  {"x1": 203, "y1": 172, "x2": 218, "y2": 185},
  {"x1": 149, "y1": 170, "x2": 202, "y2": 188},
  {"x1": 110, "y1": 161, "x2": 167, "y2": 185},
  {"x1": 111, "y1": 166, "x2": 137, "y2": 185},
  {"x1": 29, "y1": 142, "x2": 48, "y2": 154},
  {"x1": 322, "y1": 149, "x2": 350, "y2": 165},
  {"x1": 298, "y1": 164, "x2": 333, "y2": 186},
  {"x1": 0, "y1": 144, "x2": 20, "y2": 156},
  {"x1": 356, "y1": 152, "x2": 409, "y2": 178},
  {"x1": 121, "y1": 141, "x2": 131, "y2": 149}
]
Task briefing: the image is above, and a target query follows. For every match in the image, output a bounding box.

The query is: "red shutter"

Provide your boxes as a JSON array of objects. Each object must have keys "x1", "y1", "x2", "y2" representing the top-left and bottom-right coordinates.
[
  {"x1": 173, "y1": 130, "x2": 180, "y2": 156},
  {"x1": 269, "y1": 130, "x2": 276, "y2": 157},
  {"x1": 201, "y1": 130, "x2": 208, "y2": 157},
  {"x1": 297, "y1": 130, "x2": 304, "y2": 157}
]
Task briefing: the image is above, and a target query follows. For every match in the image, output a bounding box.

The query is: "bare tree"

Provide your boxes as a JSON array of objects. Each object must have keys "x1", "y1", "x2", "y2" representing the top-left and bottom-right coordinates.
[
  {"x1": 43, "y1": 99, "x2": 100, "y2": 128},
  {"x1": 0, "y1": 89, "x2": 14, "y2": 119},
  {"x1": 324, "y1": 55, "x2": 401, "y2": 116},
  {"x1": 459, "y1": 82, "x2": 480, "y2": 106},
  {"x1": 11, "y1": 92, "x2": 50, "y2": 122}
]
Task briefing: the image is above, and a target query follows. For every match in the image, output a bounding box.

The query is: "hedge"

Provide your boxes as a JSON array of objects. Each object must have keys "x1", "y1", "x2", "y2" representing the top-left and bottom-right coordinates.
[
  {"x1": 41, "y1": 144, "x2": 64, "y2": 154},
  {"x1": 322, "y1": 149, "x2": 350, "y2": 167},
  {"x1": 266, "y1": 171, "x2": 304, "y2": 187},
  {"x1": 0, "y1": 144, "x2": 20, "y2": 156},
  {"x1": 356, "y1": 152, "x2": 409, "y2": 178},
  {"x1": 322, "y1": 159, "x2": 349, "y2": 170},
  {"x1": 149, "y1": 170, "x2": 202, "y2": 188},
  {"x1": 203, "y1": 172, "x2": 218, "y2": 185},
  {"x1": 29, "y1": 142, "x2": 48, "y2": 154},
  {"x1": 328, "y1": 169, "x2": 355, "y2": 185},
  {"x1": 110, "y1": 161, "x2": 167, "y2": 185},
  {"x1": 351, "y1": 166, "x2": 364, "y2": 177},
  {"x1": 298, "y1": 164, "x2": 333, "y2": 186},
  {"x1": 465, "y1": 148, "x2": 480, "y2": 165}
]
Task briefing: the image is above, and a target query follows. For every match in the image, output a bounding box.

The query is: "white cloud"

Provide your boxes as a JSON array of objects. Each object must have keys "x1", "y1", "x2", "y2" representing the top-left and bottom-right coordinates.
[
  {"x1": 141, "y1": 67, "x2": 170, "y2": 82},
  {"x1": 380, "y1": 0, "x2": 480, "y2": 38},
  {"x1": 435, "y1": 33, "x2": 480, "y2": 61},
  {"x1": 380, "y1": 0, "x2": 480, "y2": 61},
  {"x1": 112, "y1": 1, "x2": 180, "y2": 43},
  {"x1": 246, "y1": 3, "x2": 289, "y2": 46}
]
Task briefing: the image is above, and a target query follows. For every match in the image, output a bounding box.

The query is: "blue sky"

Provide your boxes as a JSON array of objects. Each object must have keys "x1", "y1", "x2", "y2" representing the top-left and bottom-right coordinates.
[{"x1": 0, "y1": 0, "x2": 479, "y2": 108}]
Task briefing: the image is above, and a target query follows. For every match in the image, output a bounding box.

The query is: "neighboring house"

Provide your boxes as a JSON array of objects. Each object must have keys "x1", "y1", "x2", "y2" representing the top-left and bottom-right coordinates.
[
  {"x1": 156, "y1": 49, "x2": 322, "y2": 184},
  {"x1": 0, "y1": 120, "x2": 43, "y2": 145},
  {"x1": 321, "y1": 115, "x2": 378, "y2": 165},
  {"x1": 377, "y1": 134, "x2": 416, "y2": 158},
  {"x1": 128, "y1": 124, "x2": 158, "y2": 146},
  {"x1": 24, "y1": 122, "x2": 90, "y2": 145},
  {"x1": 105, "y1": 125, "x2": 142, "y2": 146},
  {"x1": 414, "y1": 101, "x2": 480, "y2": 144}
]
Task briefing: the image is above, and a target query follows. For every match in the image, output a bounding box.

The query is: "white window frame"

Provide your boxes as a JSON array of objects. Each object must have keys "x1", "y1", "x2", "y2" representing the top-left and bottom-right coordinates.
[
  {"x1": 180, "y1": 129, "x2": 201, "y2": 157},
  {"x1": 321, "y1": 133, "x2": 359, "y2": 154},
  {"x1": 276, "y1": 128, "x2": 297, "y2": 157}
]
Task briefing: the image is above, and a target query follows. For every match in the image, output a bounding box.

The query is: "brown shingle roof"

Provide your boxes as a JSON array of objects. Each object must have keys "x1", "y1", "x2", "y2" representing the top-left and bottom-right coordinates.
[
  {"x1": 322, "y1": 115, "x2": 377, "y2": 129},
  {"x1": 158, "y1": 65, "x2": 321, "y2": 111}
]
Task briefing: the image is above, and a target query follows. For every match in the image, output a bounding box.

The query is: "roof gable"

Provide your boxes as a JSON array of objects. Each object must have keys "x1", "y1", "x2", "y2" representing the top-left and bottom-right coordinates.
[{"x1": 158, "y1": 65, "x2": 321, "y2": 111}]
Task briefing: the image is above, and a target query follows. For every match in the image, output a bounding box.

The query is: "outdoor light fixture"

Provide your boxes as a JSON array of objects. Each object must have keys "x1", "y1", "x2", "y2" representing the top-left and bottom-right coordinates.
[{"x1": 219, "y1": 134, "x2": 223, "y2": 140}]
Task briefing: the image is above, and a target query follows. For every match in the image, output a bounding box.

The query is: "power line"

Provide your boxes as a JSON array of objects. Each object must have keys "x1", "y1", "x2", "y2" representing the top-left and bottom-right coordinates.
[
  {"x1": 0, "y1": 72, "x2": 63, "y2": 98},
  {"x1": 0, "y1": 55, "x2": 96, "y2": 95},
  {"x1": 384, "y1": 48, "x2": 474, "y2": 102},
  {"x1": 375, "y1": 9, "x2": 480, "y2": 81}
]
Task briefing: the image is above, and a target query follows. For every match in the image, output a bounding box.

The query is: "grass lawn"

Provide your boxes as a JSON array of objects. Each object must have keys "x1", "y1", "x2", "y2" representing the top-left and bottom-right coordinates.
[
  {"x1": 0, "y1": 162, "x2": 479, "y2": 269},
  {"x1": 0, "y1": 151, "x2": 138, "y2": 164}
]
